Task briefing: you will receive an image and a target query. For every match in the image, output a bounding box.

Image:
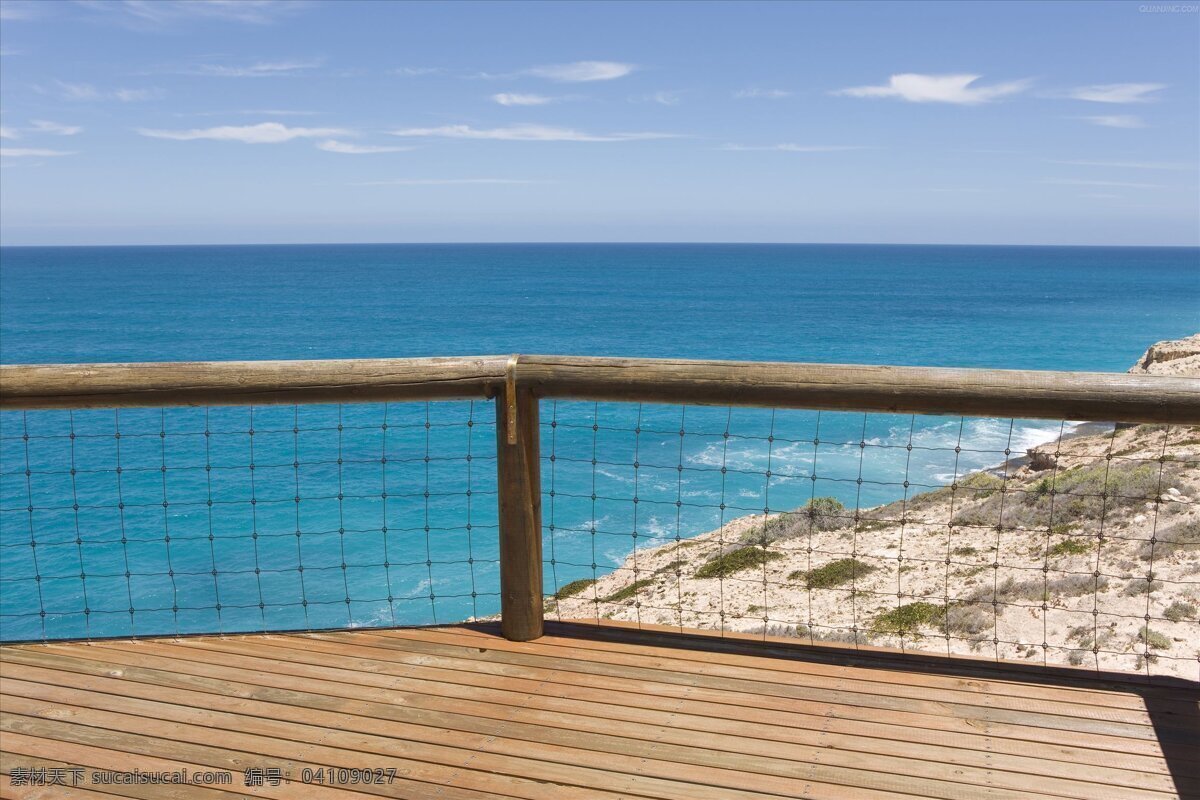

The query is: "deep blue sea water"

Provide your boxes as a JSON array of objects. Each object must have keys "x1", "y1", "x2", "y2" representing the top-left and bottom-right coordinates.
[{"x1": 2, "y1": 244, "x2": 1197, "y2": 640}]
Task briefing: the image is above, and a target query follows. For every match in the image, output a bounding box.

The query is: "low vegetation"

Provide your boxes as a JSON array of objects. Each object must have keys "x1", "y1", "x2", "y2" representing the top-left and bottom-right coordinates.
[
  {"x1": 603, "y1": 579, "x2": 654, "y2": 603},
  {"x1": 789, "y1": 558, "x2": 877, "y2": 589},
  {"x1": 952, "y1": 461, "x2": 1178, "y2": 531},
  {"x1": 742, "y1": 497, "x2": 848, "y2": 546},
  {"x1": 871, "y1": 602, "x2": 943, "y2": 635},
  {"x1": 695, "y1": 547, "x2": 783, "y2": 579},
  {"x1": 1121, "y1": 578, "x2": 1161, "y2": 596},
  {"x1": 942, "y1": 602, "x2": 992, "y2": 636},
  {"x1": 654, "y1": 559, "x2": 686, "y2": 575},
  {"x1": 555, "y1": 578, "x2": 596, "y2": 599},
  {"x1": 1138, "y1": 626, "x2": 1172, "y2": 651},
  {"x1": 1163, "y1": 600, "x2": 1197, "y2": 622},
  {"x1": 1140, "y1": 519, "x2": 1199, "y2": 560},
  {"x1": 961, "y1": 574, "x2": 1108, "y2": 606},
  {"x1": 1047, "y1": 538, "x2": 1091, "y2": 557},
  {"x1": 862, "y1": 472, "x2": 1004, "y2": 524}
]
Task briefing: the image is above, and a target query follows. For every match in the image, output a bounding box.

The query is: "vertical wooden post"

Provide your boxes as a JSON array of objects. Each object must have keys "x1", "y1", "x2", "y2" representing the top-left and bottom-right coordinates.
[{"x1": 495, "y1": 386, "x2": 544, "y2": 641}]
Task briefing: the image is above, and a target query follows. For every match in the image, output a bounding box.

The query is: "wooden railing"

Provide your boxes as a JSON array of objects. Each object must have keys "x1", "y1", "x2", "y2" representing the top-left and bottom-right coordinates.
[{"x1": 3, "y1": 355, "x2": 1199, "y2": 642}]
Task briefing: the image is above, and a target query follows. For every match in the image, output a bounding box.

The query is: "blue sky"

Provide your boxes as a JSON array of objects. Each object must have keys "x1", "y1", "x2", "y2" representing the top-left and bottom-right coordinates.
[{"x1": 0, "y1": 0, "x2": 1197, "y2": 246}]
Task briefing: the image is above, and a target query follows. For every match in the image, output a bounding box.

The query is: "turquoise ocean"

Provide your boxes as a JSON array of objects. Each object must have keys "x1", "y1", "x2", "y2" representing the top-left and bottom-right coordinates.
[{"x1": 1, "y1": 244, "x2": 1197, "y2": 640}]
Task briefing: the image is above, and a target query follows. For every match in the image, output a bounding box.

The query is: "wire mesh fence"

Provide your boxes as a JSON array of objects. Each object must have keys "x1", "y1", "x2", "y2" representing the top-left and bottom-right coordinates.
[
  {"x1": 2, "y1": 379, "x2": 1197, "y2": 681},
  {"x1": 0, "y1": 401, "x2": 499, "y2": 641},
  {"x1": 542, "y1": 401, "x2": 1200, "y2": 680}
]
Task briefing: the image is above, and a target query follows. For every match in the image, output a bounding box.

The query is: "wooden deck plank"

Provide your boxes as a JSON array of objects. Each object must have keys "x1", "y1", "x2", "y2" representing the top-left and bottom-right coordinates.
[
  {"x1": 1, "y1": 746, "x2": 248, "y2": 800},
  {"x1": 0, "y1": 710, "x2": 643, "y2": 800},
  {"x1": 3, "y1": 646, "x2": 1182, "y2": 783},
  {"x1": 3, "y1": 684, "x2": 1010, "y2": 800},
  {"x1": 2, "y1": 667, "x2": 1177, "y2": 800},
  {"x1": 0, "y1": 733, "x2": 366, "y2": 799},
  {"x1": 1, "y1": 625, "x2": 1196, "y2": 800},
  {"x1": 542, "y1": 619, "x2": 1200, "y2": 695},
  {"x1": 1, "y1": 659, "x2": 1181, "y2": 793},
  {"x1": 160, "y1": 633, "x2": 1187, "y2": 740},
  {"x1": 447, "y1": 622, "x2": 1192, "y2": 706},
  {"x1": 75, "y1": 637, "x2": 1194, "y2": 757},
  {"x1": 345, "y1": 627, "x2": 1174, "y2": 721}
]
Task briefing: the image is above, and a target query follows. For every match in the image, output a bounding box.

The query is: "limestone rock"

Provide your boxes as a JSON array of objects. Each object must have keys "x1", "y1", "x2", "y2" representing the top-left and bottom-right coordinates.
[{"x1": 1128, "y1": 333, "x2": 1200, "y2": 377}]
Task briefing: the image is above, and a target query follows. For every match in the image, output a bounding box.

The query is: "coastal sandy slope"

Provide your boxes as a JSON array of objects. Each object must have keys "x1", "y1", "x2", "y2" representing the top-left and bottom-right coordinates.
[{"x1": 551, "y1": 422, "x2": 1200, "y2": 680}]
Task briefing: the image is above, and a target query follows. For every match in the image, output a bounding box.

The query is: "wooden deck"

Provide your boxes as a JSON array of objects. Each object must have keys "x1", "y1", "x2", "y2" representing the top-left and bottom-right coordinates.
[{"x1": 1, "y1": 621, "x2": 1197, "y2": 800}]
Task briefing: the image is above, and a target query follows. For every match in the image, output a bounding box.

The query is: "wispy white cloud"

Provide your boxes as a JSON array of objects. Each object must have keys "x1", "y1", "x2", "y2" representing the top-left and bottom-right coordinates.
[
  {"x1": 56, "y1": 82, "x2": 102, "y2": 101},
  {"x1": 0, "y1": 126, "x2": 19, "y2": 140},
  {"x1": 720, "y1": 143, "x2": 865, "y2": 152},
  {"x1": 351, "y1": 178, "x2": 551, "y2": 186},
  {"x1": 0, "y1": 1, "x2": 38, "y2": 21},
  {"x1": 1080, "y1": 115, "x2": 1145, "y2": 129},
  {"x1": 77, "y1": 0, "x2": 305, "y2": 27},
  {"x1": 183, "y1": 109, "x2": 323, "y2": 117},
  {"x1": 55, "y1": 81, "x2": 161, "y2": 102},
  {"x1": 734, "y1": 88, "x2": 791, "y2": 99},
  {"x1": 1042, "y1": 178, "x2": 1163, "y2": 189},
  {"x1": 0, "y1": 147, "x2": 77, "y2": 157},
  {"x1": 522, "y1": 61, "x2": 635, "y2": 82},
  {"x1": 29, "y1": 120, "x2": 83, "y2": 135},
  {"x1": 493, "y1": 93, "x2": 553, "y2": 106},
  {"x1": 138, "y1": 122, "x2": 350, "y2": 144},
  {"x1": 196, "y1": 59, "x2": 321, "y2": 77},
  {"x1": 392, "y1": 67, "x2": 443, "y2": 77},
  {"x1": 835, "y1": 73, "x2": 1030, "y2": 104},
  {"x1": 390, "y1": 124, "x2": 679, "y2": 142},
  {"x1": 114, "y1": 88, "x2": 159, "y2": 102},
  {"x1": 1066, "y1": 83, "x2": 1165, "y2": 103},
  {"x1": 316, "y1": 139, "x2": 413, "y2": 154},
  {"x1": 634, "y1": 91, "x2": 682, "y2": 106},
  {"x1": 1047, "y1": 159, "x2": 1190, "y2": 170}
]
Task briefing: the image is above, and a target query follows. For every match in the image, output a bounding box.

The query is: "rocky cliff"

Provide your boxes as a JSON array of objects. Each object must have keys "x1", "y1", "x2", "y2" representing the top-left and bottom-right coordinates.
[{"x1": 1128, "y1": 333, "x2": 1200, "y2": 377}]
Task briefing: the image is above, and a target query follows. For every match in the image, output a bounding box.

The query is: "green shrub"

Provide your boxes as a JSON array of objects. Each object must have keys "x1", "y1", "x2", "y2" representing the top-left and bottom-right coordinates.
[
  {"x1": 1138, "y1": 626, "x2": 1172, "y2": 650},
  {"x1": 792, "y1": 558, "x2": 877, "y2": 589},
  {"x1": 1163, "y1": 601, "x2": 1197, "y2": 622},
  {"x1": 695, "y1": 547, "x2": 783, "y2": 579},
  {"x1": 742, "y1": 497, "x2": 848, "y2": 545},
  {"x1": 952, "y1": 461, "x2": 1179, "y2": 530},
  {"x1": 1140, "y1": 519, "x2": 1200, "y2": 560},
  {"x1": 1047, "y1": 538, "x2": 1091, "y2": 557},
  {"x1": 603, "y1": 579, "x2": 654, "y2": 603},
  {"x1": 942, "y1": 603, "x2": 991, "y2": 635},
  {"x1": 967, "y1": 574, "x2": 1107, "y2": 605},
  {"x1": 871, "y1": 602, "x2": 943, "y2": 635},
  {"x1": 1121, "y1": 579, "x2": 1162, "y2": 596},
  {"x1": 554, "y1": 578, "x2": 597, "y2": 599}
]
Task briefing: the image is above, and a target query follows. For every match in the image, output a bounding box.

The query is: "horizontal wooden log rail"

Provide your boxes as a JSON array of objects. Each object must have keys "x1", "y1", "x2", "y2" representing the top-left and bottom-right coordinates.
[
  {"x1": 0, "y1": 356, "x2": 510, "y2": 409},
  {"x1": 3, "y1": 354, "x2": 1198, "y2": 642},
  {"x1": 517, "y1": 355, "x2": 1200, "y2": 425},
  {"x1": 3, "y1": 354, "x2": 1197, "y2": 423}
]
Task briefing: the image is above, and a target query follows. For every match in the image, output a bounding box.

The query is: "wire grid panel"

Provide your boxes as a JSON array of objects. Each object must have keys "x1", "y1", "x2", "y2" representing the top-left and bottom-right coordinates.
[
  {"x1": 0, "y1": 401, "x2": 499, "y2": 641},
  {"x1": 542, "y1": 400, "x2": 1200, "y2": 680}
]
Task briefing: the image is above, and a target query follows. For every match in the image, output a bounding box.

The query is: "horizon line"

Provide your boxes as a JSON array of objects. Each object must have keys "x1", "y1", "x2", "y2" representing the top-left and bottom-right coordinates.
[{"x1": 2, "y1": 240, "x2": 1198, "y2": 250}]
